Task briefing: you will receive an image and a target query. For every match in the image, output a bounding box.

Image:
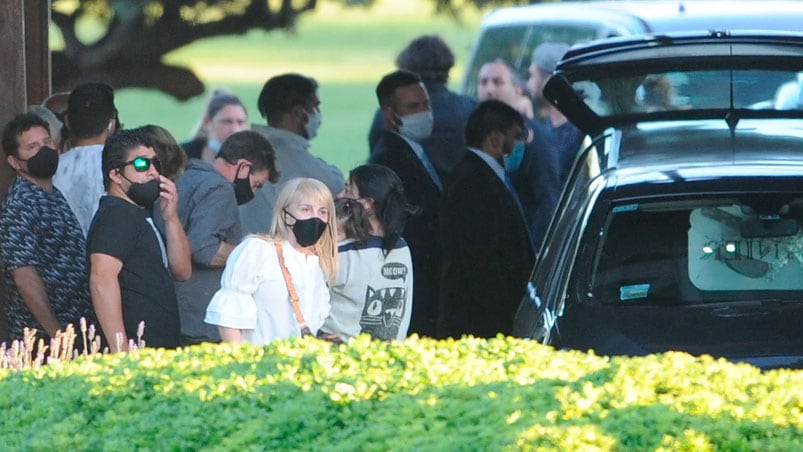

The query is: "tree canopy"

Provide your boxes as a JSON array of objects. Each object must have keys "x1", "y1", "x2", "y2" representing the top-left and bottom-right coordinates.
[{"x1": 51, "y1": 0, "x2": 537, "y2": 99}]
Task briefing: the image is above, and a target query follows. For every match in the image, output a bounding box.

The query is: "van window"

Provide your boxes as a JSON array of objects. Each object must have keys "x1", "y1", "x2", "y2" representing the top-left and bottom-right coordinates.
[{"x1": 463, "y1": 24, "x2": 600, "y2": 98}]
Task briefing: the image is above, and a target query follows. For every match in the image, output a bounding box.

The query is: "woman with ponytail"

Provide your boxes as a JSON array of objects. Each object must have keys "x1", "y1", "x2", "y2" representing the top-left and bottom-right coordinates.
[{"x1": 321, "y1": 164, "x2": 418, "y2": 341}]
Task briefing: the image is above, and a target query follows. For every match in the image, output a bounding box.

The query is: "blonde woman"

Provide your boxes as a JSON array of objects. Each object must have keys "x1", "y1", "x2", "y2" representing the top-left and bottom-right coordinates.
[{"x1": 205, "y1": 178, "x2": 337, "y2": 344}]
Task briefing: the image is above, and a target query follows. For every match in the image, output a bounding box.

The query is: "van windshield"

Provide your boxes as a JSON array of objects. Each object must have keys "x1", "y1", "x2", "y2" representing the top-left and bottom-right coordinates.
[{"x1": 463, "y1": 24, "x2": 599, "y2": 97}]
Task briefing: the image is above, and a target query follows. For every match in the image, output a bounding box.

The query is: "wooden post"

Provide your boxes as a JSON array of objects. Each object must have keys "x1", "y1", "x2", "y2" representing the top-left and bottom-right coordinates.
[
  {"x1": 25, "y1": 0, "x2": 51, "y2": 105},
  {"x1": 0, "y1": 0, "x2": 51, "y2": 343},
  {"x1": 0, "y1": 0, "x2": 28, "y2": 146}
]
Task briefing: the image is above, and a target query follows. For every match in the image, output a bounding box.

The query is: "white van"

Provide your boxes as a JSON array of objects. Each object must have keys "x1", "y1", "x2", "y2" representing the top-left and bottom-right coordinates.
[{"x1": 461, "y1": 0, "x2": 803, "y2": 97}]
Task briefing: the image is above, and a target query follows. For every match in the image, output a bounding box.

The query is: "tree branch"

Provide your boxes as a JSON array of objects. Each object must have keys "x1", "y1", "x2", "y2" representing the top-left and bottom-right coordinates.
[
  {"x1": 51, "y1": 11, "x2": 81, "y2": 54},
  {"x1": 53, "y1": 51, "x2": 205, "y2": 100},
  {"x1": 51, "y1": 0, "x2": 323, "y2": 100},
  {"x1": 80, "y1": 14, "x2": 145, "y2": 68}
]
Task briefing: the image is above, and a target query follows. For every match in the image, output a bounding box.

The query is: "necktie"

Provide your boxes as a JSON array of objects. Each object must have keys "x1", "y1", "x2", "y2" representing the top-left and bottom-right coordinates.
[
  {"x1": 419, "y1": 151, "x2": 443, "y2": 191},
  {"x1": 504, "y1": 172, "x2": 525, "y2": 216},
  {"x1": 505, "y1": 172, "x2": 535, "y2": 252}
]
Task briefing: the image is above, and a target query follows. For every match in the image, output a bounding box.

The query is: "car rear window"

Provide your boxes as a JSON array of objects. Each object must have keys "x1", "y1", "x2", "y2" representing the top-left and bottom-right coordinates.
[
  {"x1": 572, "y1": 69, "x2": 803, "y2": 116},
  {"x1": 589, "y1": 196, "x2": 803, "y2": 305}
]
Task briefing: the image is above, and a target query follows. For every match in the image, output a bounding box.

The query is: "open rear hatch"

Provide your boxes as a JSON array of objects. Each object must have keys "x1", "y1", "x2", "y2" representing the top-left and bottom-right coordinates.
[{"x1": 543, "y1": 31, "x2": 803, "y2": 136}]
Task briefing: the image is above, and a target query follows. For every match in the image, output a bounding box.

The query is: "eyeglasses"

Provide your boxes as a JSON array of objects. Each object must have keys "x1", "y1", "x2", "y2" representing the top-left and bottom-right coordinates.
[{"x1": 121, "y1": 156, "x2": 161, "y2": 173}]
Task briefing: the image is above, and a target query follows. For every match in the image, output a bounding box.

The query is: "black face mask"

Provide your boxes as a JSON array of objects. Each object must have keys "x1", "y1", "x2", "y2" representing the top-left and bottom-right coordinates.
[
  {"x1": 21, "y1": 146, "x2": 59, "y2": 178},
  {"x1": 285, "y1": 210, "x2": 327, "y2": 247},
  {"x1": 233, "y1": 164, "x2": 255, "y2": 205},
  {"x1": 125, "y1": 178, "x2": 161, "y2": 209}
]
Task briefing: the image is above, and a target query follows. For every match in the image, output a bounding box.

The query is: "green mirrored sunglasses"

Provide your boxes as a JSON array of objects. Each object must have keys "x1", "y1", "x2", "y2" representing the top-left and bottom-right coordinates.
[{"x1": 121, "y1": 156, "x2": 161, "y2": 173}]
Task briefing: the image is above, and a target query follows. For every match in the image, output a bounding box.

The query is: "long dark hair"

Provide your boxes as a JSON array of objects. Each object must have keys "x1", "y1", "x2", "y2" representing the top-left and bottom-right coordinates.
[
  {"x1": 335, "y1": 198, "x2": 371, "y2": 246},
  {"x1": 349, "y1": 164, "x2": 420, "y2": 255}
]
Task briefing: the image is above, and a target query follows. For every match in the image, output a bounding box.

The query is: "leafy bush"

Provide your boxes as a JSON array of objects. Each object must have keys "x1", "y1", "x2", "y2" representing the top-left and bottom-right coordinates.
[{"x1": 0, "y1": 335, "x2": 800, "y2": 451}]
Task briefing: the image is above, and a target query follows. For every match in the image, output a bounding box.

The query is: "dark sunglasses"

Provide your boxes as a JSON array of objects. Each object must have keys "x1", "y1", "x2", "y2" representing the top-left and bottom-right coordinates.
[{"x1": 120, "y1": 156, "x2": 161, "y2": 173}]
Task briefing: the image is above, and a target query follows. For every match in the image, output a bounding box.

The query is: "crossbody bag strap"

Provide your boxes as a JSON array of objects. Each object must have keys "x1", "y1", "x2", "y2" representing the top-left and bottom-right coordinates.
[{"x1": 274, "y1": 242, "x2": 313, "y2": 337}]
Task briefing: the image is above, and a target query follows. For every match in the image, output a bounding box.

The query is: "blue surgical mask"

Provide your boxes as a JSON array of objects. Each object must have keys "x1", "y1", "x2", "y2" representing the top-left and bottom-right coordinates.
[
  {"x1": 208, "y1": 137, "x2": 222, "y2": 153},
  {"x1": 305, "y1": 110, "x2": 322, "y2": 140},
  {"x1": 503, "y1": 140, "x2": 525, "y2": 172}
]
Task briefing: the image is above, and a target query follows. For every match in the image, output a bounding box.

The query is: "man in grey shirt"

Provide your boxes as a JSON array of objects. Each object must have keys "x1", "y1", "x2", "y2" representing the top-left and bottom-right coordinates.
[
  {"x1": 240, "y1": 73, "x2": 345, "y2": 234},
  {"x1": 173, "y1": 130, "x2": 277, "y2": 344}
]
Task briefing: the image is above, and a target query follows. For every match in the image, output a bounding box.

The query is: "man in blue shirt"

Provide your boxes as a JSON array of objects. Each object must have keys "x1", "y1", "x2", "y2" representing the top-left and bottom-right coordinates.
[{"x1": 0, "y1": 113, "x2": 94, "y2": 343}]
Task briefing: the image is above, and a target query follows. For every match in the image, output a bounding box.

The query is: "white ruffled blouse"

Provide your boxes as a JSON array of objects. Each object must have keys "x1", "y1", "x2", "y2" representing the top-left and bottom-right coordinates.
[{"x1": 205, "y1": 236, "x2": 330, "y2": 345}]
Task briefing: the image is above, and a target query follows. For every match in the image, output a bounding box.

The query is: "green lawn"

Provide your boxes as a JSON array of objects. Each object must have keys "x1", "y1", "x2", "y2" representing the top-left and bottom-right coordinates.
[{"x1": 113, "y1": 1, "x2": 481, "y2": 173}]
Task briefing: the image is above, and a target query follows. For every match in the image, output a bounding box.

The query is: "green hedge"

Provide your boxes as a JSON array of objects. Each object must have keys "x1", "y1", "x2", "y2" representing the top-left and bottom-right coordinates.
[{"x1": 1, "y1": 336, "x2": 801, "y2": 451}]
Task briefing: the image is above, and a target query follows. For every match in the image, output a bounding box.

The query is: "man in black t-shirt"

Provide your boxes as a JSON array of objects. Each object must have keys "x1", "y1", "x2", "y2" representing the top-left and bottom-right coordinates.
[{"x1": 87, "y1": 129, "x2": 191, "y2": 352}]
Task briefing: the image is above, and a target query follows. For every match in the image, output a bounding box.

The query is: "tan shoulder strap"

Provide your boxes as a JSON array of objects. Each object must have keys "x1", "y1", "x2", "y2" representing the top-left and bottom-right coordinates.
[{"x1": 274, "y1": 242, "x2": 313, "y2": 337}]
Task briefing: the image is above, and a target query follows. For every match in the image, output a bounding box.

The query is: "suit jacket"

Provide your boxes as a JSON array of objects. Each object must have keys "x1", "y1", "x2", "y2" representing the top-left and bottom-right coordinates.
[
  {"x1": 437, "y1": 151, "x2": 535, "y2": 338},
  {"x1": 370, "y1": 131, "x2": 442, "y2": 337},
  {"x1": 511, "y1": 116, "x2": 563, "y2": 253}
]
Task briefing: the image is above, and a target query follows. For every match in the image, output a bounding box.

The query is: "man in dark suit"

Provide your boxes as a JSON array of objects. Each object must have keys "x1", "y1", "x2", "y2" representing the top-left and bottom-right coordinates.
[
  {"x1": 369, "y1": 70, "x2": 443, "y2": 337},
  {"x1": 368, "y1": 35, "x2": 477, "y2": 178},
  {"x1": 437, "y1": 100, "x2": 535, "y2": 338},
  {"x1": 476, "y1": 58, "x2": 562, "y2": 254}
]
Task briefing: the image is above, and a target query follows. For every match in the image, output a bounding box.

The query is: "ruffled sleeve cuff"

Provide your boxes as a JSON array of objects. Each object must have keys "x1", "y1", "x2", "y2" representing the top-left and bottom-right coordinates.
[
  {"x1": 203, "y1": 236, "x2": 271, "y2": 330},
  {"x1": 205, "y1": 290, "x2": 257, "y2": 330}
]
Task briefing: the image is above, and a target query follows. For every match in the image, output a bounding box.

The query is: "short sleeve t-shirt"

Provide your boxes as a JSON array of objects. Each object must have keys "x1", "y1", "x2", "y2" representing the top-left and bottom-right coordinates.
[
  {"x1": 86, "y1": 196, "x2": 180, "y2": 348},
  {"x1": 53, "y1": 144, "x2": 105, "y2": 237}
]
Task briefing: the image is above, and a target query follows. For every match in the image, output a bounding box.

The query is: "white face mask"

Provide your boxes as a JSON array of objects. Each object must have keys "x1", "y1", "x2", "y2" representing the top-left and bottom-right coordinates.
[
  {"x1": 305, "y1": 110, "x2": 322, "y2": 139},
  {"x1": 398, "y1": 110, "x2": 433, "y2": 142}
]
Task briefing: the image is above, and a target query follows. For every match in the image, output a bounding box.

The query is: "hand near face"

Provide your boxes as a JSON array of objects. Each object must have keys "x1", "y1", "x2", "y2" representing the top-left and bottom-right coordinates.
[{"x1": 158, "y1": 175, "x2": 180, "y2": 222}]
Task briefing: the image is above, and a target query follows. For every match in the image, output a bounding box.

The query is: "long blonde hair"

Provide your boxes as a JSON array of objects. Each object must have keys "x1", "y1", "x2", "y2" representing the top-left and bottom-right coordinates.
[{"x1": 269, "y1": 178, "x2": 338, "y2": 284}]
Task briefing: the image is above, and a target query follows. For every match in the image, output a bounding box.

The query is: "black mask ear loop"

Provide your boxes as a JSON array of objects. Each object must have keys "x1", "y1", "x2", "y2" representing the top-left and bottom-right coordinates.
[
  {"x1": 232, "y1": 162, "x2": 256, "y2": 205},
  {"x1": 284, "y1": 209, "x2": 297, "y2": 226}
]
